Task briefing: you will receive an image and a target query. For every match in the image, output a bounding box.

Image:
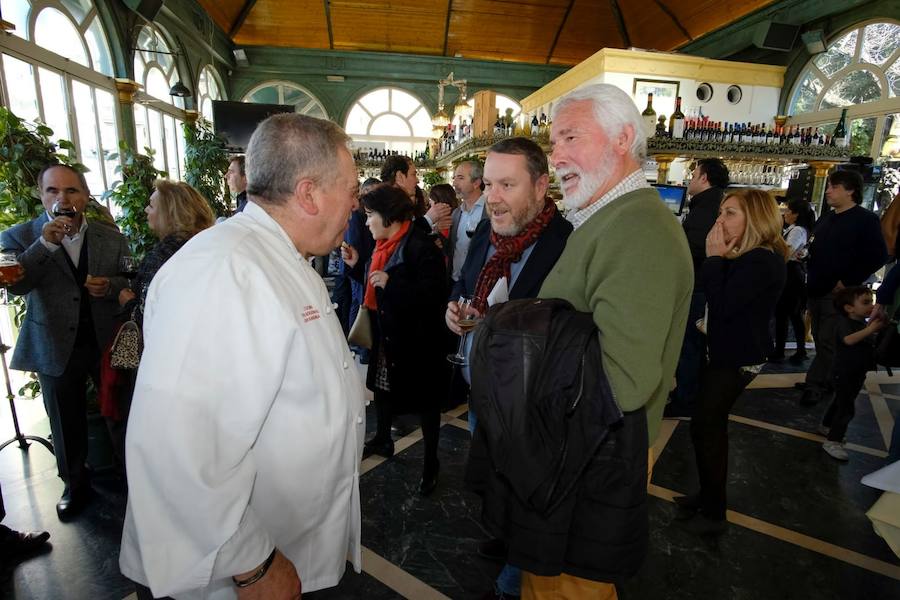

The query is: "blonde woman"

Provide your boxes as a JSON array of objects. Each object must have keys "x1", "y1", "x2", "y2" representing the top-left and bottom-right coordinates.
[
  {"x1": 675, "y1": 189, "x2": 787, "y2": 536},
  {"x1": 118, "y1": 180, "x2": 215, "y2": 318},
  {"x1": 101, "y1": 181, "x2": 214, "y2": 471}
]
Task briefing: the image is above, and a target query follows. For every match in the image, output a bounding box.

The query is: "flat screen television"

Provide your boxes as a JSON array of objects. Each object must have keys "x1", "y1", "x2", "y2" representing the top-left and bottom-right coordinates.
[
  {"x1": 212, "y1": 100, "x2": 294, "y2": 152},
  {"x1": 652, "y1": 183, "x2": 688, "y2": 216}
]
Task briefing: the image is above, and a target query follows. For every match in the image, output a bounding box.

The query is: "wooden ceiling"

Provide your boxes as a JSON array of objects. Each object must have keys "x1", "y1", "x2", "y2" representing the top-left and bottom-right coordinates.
[{"x1": 197, "y1": 0, "x2": 779, "y2": 66}]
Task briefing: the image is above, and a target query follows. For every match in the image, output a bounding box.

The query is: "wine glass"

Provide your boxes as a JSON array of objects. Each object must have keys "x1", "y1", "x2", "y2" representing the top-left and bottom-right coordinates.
[
  {"x1": 51, "y1": 200, "x2": 78, "y2": 234},
  {"x1": 447, "y1": 296, "x2": 478, "y2": 365},
  {"x1": 120, "y1": 256, "x2": 138, "y2": 279}
]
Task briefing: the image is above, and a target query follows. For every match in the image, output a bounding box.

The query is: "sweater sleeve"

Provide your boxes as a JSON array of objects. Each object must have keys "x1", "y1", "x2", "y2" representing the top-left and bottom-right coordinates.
[
  {"x1": 843, "y1": 213, "x2": 888, "y2": 285},
  {"x1": 584, "y1": 213, "x2": 694, "y2": 413}
]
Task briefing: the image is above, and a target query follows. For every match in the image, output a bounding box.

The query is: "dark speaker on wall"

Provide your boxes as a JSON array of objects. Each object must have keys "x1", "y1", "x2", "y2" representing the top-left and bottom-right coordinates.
[
  {"x1": 122, "y1": 0, "x2": 164, "y2": 22},
  {"x1": 753, "y1": 21, "x2": 800, "y2": 52}
]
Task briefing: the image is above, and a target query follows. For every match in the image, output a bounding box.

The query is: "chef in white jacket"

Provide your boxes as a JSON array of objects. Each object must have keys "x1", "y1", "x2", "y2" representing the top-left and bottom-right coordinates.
[{"x1": 120, "y1": 114, "x2": 365, "y2": 600}]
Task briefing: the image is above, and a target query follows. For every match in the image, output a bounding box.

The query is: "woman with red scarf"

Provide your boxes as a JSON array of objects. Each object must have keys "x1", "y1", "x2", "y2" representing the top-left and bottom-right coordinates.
[{"x1": 346, "y1": 184, "x2": 448, "y2": 496}]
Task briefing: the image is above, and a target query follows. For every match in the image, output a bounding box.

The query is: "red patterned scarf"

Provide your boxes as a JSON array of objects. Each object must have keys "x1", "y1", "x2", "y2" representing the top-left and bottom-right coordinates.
[
  {"x1": 364, "y1": 220, "x2": 411, "y2": 310},
  {"x1": 472, "y1": 198, "x2": 556, "y2": 313}
]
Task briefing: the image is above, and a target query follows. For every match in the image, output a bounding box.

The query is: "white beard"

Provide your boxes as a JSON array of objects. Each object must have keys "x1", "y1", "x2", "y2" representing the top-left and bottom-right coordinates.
[{"x1": 557, "y1": 152, "x2": 617, "y2": 211}]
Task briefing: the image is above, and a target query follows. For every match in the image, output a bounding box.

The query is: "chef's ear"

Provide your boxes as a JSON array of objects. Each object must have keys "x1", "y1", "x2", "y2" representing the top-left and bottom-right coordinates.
[{"x1": 294, "y1": 178, "x2": 320, "y2": 216}]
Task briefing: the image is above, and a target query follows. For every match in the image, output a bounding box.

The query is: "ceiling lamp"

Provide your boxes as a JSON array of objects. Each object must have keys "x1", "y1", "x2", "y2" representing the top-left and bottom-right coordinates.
[
  {"x1": 432, "y1": 107, "x2": 450, "y2": 128},
  {"x1": 454, "y1": 92, "x2": 472, "y2": 118},
  {"x1": 433, "y1": 71, "x2": 470, "y2": 126},
  {"x1": 169, "y1": 81, "x2": 191, "y2": 97}
]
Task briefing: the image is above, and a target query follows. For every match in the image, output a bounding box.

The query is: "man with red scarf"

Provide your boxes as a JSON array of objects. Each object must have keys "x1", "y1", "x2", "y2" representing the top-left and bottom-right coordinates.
[{"x1": 445, "y1": 137, "x2": 572, "y2": 600}]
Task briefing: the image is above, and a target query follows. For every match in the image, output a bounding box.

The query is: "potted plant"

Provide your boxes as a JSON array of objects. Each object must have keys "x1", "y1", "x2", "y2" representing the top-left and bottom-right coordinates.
[
  {"x1": 183, "y1": 119, "x2": 229, "y2": 217},
  {"x1": 101, "y1": 142, "x2": 167, "y2": 260}
]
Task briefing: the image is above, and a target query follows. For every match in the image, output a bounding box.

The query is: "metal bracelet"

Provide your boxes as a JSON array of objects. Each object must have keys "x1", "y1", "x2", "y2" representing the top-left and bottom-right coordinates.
[{"x1": 232, "y1": 548, "x2": 277, "y2": 588}]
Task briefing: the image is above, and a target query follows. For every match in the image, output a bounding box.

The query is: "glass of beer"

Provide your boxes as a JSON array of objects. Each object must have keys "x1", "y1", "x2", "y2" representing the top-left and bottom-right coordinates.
[
  {"x1": 0, "y1": 251, "x2": 24, "y2": 288},
  {"x1": 447, "y1": 295, "x2": 478, "y2": 366}
]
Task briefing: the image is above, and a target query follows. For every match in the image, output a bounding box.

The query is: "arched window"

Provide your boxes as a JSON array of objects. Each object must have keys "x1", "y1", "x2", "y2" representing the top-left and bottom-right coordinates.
[
  {"x1": 198, "y1": 65, "x2": 224, "y2": 123},
  {"x1": 131, "y1": 24, "x2": 188, "y2": 180},
  {"x1": 133, "y1": 25, "x2": 185, "y2": 109},
  {"x1": 787, "y1": 20, "x2": 900, "y2": 158},
  {"x1": 0, "y1": 0, "x2": 119, "y2": 199},
  {"x1": 344, "y1": 87, "x2": 432, "y2": 155},
  {"x1": 242, "y1": 81, "x2": 328, "y2": 119}
]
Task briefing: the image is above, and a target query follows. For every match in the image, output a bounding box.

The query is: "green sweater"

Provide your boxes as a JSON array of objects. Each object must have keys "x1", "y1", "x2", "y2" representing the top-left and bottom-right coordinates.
[{"x1": 540, "y1": 187, "x2": 694, "y2": 444}]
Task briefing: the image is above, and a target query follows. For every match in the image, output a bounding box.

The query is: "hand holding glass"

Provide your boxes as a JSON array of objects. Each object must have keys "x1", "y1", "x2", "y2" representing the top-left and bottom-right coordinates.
[{"x1": 448, "y1": 296, "x2": 479, "y2": 365}]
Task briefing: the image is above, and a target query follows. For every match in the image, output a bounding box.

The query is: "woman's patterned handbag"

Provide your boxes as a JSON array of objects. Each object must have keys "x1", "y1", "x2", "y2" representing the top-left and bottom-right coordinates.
[{"x1": 110, "y1": 308, "x2": 143, "y2": 369}]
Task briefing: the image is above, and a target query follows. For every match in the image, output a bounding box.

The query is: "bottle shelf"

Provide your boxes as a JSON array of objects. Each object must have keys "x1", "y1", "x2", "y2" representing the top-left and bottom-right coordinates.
[{"x1": 646, "y1": 137, "x2": 850, "y2": 161}]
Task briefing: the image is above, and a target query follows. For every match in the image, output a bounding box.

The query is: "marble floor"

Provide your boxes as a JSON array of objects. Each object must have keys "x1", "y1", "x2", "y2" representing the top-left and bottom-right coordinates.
[{"x1": 1, "y1": 354, "x2": 898, "y2": 599}]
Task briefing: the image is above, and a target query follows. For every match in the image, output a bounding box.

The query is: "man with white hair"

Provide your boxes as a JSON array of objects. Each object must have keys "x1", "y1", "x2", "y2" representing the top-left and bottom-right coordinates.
[
  {"x1": 120, "y1": 114, "x2": 365, "y2": 599},
  {"x1": 531, "y1": 84, "x2": 693, "y2": 597}
]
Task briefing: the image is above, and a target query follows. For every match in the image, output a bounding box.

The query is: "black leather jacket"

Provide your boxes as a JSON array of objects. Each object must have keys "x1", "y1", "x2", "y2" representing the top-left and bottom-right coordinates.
[{"x1": 466, "y1": 298, "x2": 648, "y2": 583}]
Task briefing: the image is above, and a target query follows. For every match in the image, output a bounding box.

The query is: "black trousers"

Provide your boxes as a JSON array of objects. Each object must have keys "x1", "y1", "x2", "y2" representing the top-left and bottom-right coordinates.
[
  {"x1": 690, "y1": 366, "x2": 752, "y2": 520},
  {"x1": 775, "y1": 262, "x2": 807, "y2": 355},
  {"x1": 806, "y1": 294, "x2": 839, "y2": 396},
  {"x1": 37, "y1": 341, "x2": 100, "y2": 492},
  {"x1": 373, "y1": 390, "x2": 440, "y2": 475},
  {"x1": 822, "y1": 372, "x2": 867, "y2": 442}
]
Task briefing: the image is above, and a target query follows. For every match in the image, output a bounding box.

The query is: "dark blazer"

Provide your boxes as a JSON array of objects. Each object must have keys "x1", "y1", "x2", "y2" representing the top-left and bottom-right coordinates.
[
  {"x1": 447, "y1": 199, "x2": 489, "y2": 272},
  {"x1": 682, "y1": 186, "x2": 723, "y2": 288},
  {"x1": 451, "y1": 210, "x2": 573, "y2": 302},
  {"x1": 366, "y1": 225, "x2": 448, "y2": 411},
  {"x1": 1, "y1": 214, "x2": 129, "y2": 376},
  {"x1": 702, "y1": 247, "x2": 786, "y2": 368}
]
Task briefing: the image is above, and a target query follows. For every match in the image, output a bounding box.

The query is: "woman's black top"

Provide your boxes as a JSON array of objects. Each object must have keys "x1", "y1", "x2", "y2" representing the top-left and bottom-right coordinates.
[{"x1": 702, "y1": 247, "x2": 786, "y2": 368}]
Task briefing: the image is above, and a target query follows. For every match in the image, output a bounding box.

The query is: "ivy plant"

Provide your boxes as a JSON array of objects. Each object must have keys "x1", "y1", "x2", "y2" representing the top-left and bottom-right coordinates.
[
  {"x1": 183, "y1": 119, "x2": 229, "y2": 217},
  {"x1": 102, "y1": 141, "x2": 166, "y2": 260}
]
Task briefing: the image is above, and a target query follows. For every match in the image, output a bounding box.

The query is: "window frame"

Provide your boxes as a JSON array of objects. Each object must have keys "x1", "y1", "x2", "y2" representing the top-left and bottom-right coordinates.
[
  {"x1": 787, "y1": 18, "x2": 900, "y2": 158},
  {"x1": 343, "y1": 86, "x2": 433, "y2": 153},
  {"x1": 242, "y1": 80, "x2": 328, "y2": 119}
]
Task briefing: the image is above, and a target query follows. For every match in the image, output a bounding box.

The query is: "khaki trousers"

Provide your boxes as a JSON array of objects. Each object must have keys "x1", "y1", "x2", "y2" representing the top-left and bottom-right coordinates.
[{"x1": 519, "y1": 448, "x2": 655, "y2": 599}]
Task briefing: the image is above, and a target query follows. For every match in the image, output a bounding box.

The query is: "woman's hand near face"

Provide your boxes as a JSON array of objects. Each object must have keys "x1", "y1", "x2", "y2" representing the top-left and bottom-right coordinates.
[{"x1": 706, "y1": 222, "x2": 738, "y2": 258}]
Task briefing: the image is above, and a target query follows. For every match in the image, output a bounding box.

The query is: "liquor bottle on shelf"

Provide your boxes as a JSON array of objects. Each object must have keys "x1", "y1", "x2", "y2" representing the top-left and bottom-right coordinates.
[
  {"x1": 531, "y1": 114, "x2": 539, "y2": 137},
  {"x1": 642, "y1": 93, "x2": 657, "y2": 137},
  {"x1": 669, "y1": 96, "x2": 685, "y2": 139},
  {"x1": 832, "y1": 108, "x2": 849, "y2": 147}
]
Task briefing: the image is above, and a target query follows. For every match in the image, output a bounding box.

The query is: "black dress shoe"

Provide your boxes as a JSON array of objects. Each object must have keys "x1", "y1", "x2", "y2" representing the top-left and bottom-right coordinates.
[
  {"x1": 677, "y1": 512, "x2": 728, "y2": 536},
  {"x1": 362, "y1": 437, "x2": 394, "y2": 459},
  {"x1": 56, "y1": 486, "x2": 91, "y2": 520},
  {"x1": 477, "y1": 538, "x2": 508, "y2": 562},
  {"x1": 418, "y1": 461, "x2": 440, "y2": 496},
  {"x1": 0, "y1": 524, "x2": 50, "y2": 560}
]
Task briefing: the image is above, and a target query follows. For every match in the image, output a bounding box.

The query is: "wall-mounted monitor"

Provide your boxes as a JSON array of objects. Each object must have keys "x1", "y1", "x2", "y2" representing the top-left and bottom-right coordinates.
[
  {"x1": 212, "y1": 100, "x2": 294, "y2": 152},
  {"x1": 652, "y1": 183, "x2": 688, "y2": 216}
]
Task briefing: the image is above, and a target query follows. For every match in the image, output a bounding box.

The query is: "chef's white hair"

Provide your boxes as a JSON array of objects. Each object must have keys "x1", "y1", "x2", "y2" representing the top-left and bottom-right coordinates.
[{"x1": 551, "y1": 83, "x2": 647, "y2": 162}]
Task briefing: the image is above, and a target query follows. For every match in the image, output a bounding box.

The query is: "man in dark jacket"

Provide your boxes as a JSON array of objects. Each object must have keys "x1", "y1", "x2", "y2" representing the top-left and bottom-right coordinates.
[
  {"x1": 667, "y1": 158, "x2": 728, "y2": 419},
  {"x1": 801, "y1": 170, "x2": 887, "y2": 407},
  {"x1": 447, "y1": 137, "x2": 572, "y2": 600}
]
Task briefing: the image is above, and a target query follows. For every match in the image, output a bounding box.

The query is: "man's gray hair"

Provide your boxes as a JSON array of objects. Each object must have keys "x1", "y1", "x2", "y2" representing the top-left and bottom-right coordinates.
[
  {"x1": 551, "y1": 83, "x2": 647, "y2": 162},
  {"x1": 457, "y1": 159, "x2": 483, "y2": 182},
  {"x1": 37, "y1": 163, "x2": 91, "y2": 198},
  {"x1": 246, "y1": 113, "x2": 351, "y2": 204}
]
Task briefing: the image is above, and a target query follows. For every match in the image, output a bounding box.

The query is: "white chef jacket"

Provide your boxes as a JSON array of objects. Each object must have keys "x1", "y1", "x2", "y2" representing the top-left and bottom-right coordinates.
[{"x1": 119, "y1": 201, "x2": 365, "y2": 599}]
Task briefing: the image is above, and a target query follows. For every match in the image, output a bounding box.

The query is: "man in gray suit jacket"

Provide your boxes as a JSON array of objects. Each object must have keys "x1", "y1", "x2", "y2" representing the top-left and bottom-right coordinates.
[
  {"x1": 1, "y1": 164, "x2": 129, "y2": 519},
  {"x1": 448, "y1": 160, "x2": 489, "y2": 288}
]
